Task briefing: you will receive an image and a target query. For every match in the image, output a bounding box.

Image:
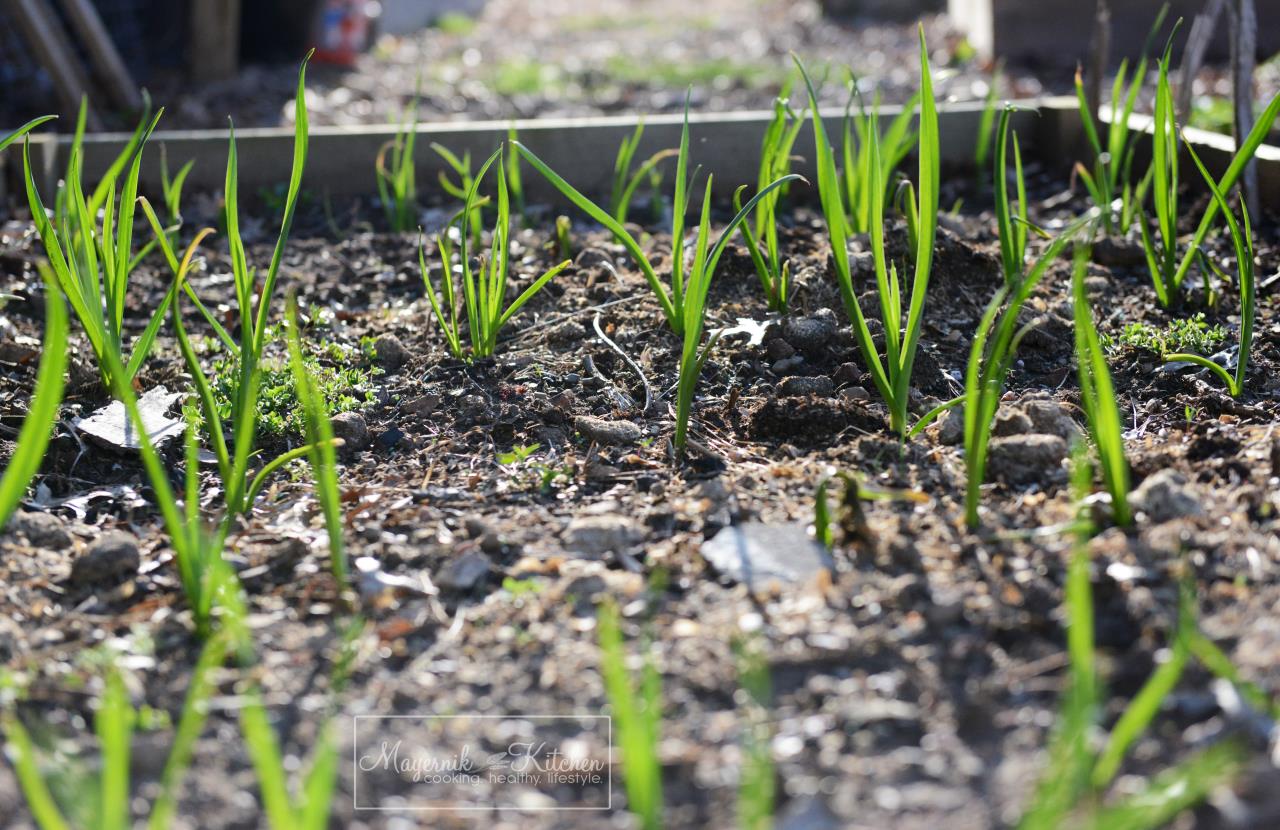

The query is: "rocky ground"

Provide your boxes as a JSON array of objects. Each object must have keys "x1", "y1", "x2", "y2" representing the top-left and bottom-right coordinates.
[{"x1": 1, "y1": 138, "x2": 1280, "y2": 827}]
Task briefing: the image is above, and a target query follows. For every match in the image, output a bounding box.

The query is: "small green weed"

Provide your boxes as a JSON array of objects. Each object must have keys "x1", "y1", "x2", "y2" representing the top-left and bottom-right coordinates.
[
  {"x1": 207, "y1": 324, "x2": 377, "y2": 439},
  {"x1": 1106, "y1": 314, "x2": 1226, "y2": 356}
]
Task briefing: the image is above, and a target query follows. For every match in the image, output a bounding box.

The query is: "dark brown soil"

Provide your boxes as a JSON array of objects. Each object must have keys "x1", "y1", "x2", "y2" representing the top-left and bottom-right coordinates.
[{"x1": 2, "y1": 156, "x2": 1280, "y2": 829}]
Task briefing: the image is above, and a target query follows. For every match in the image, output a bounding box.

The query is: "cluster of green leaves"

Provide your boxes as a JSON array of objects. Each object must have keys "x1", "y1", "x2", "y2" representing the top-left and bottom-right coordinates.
[
  {"x1": 609, "y1": 120, "x2": 675, "y2": 224},
  {"x1": 841, "y1": 82, "x2": 918, "y2": 236},
  {"x1": 375, "y1": 86, "x2": 419, "y2": 232},
  {"x1": 1140, "y1": 41, "x2": 1183, "y2": 307},
  {"x1": 1134, "y1": 73, "x2": 1280, "y2": 307},
  {"x1": 736, "y1": 84, "x2": 804, "y2": 311},
  {"x1": 1071, "y1": 245, "x2": 1132, "y2": 526},
  {"x1": 1074, "y1": 58, "x2": 1152, "y2": 237},
  {"x1": 431, "y1": 142, "x2": 483, "y2": 245},
  {"x1": 419, "y1": 147, "x2": 572, "y2": 359},
  {"x1": 513, "y1": 98, "x2": 793, "y2": 338},
  {"x1": 913, "y1": 210, "x2": 1097, "y2": 528},
  {"x1": 1108, "y1": 313, "x2": 1226, "y2": 357},
  {"x1": 993, "y1": 107, "x2": 1028, "y2": 288},
  {"x1": 1017, "y1": 453, "x2": 1251, "y2": 829},
  {"x1": 3, "y1": 630, "x2": 231, "y2": 830},
  {"x1": 206, "y1": 324, "x2": 376, "y2": 438},
  {"x1": 20, "y1": 105, "x2": 176, "y2": 394},
  {"x1": 1163, "y1": 142, "x2": 1257, "y2": 397},
  {"x1": 133, "y1": 56, "x2": 348, "y2": 599},
  {"x1": 797, "y1": 26, "x2": 939, "y2": 439}
]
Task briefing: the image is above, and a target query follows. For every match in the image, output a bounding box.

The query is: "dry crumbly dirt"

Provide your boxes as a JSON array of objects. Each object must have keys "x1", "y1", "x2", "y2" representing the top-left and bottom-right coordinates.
[{"x1": 1, "y1": 154, "x2": 1280, "y2": 829}]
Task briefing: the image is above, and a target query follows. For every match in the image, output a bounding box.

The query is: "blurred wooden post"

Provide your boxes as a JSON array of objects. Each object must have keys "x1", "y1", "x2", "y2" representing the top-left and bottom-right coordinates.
[
  {"x1": 191, "y1": 0, "x2": 242, "y2": 83},
  {"x1": 1230, "y1": 0, "x2": 1258, "y2": 218},
  {"x1": 1085, "y1": 0, "x2": 1111, "y2": 124},
  {"x1": 3, "y1": 0, "x2": 103, "y2": 128},
  {"x1": 1177, "y1": 0, "x2": 1225, "y2": 121},
  {"x1": 58, "y1": 0, "x2": 143, "y2": 112}
]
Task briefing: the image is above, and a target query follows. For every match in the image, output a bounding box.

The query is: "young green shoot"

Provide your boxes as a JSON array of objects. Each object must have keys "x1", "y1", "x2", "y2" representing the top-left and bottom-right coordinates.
[
  {"x1": 993, "y1": 106, "x2": 1028, "y2": 288},
  {"x1": 514, "y1": 106, "x2": 799, "y2": 336},
  {"x1": 1162, "y1": 140, "x2": 1256, "y2": 397},
  {"x1": 909, "y1": 210, "x2": 1096, "y2": 527},
  {"x1": 795, "y1": 27, "x2": 939, "y2": 439},
  {"x1": 736, "y1": 86, "x2": 805, "y2": 311},
  {"x1": 733, "y1": 634, "x2": 774, "y2": 830},
  {"x1": 1139, "y1": 40, "x2": 1182, "y2": 307},
  {"x1": 419, "y1": 147, "x2": 572, "y2": 359},
  {"x1": 841, "y1": 82, "x2": 919, "y2": 236},
  {"x1": 1017, "y1": 453, "x2": 1242, "y2": 829},
  {"x1": 1071, "y1": 244, "x2": 1132, "y2": 526},
  {"x1": 0, "y1": 274, "x2": 67, "y2": 531},
  {"x1": 286, "y1": 299, "x2": 348, "y2": 581},
  {"x1": 3, "y1": 632, "x2": 233, "y2": 830},
  {"x1": 554, "y1": 214, "x2": 573, "y2": 260},
  {"x1": 22, "y1": 109, "x2": 169, "y2": 394},
  {"x1": 1072, "y1": 8, "x2": 1166, "y2": 237},
  {"x1": 144, "y1": 54, "x2": 328, "y2": 522},
  {"x1": 432, "y1": 142, "x2": 483, "y2": 245},
  {"x1": 973, "y1": 63, "x2": 1001, "y2": 172},
  {"x1": 598, "y1": 599, "x2": 663, "y2": 830},
  {"x1": 1074, "y1": 59, "x2": 1150, "y2": 237},
  {"x1": 674, "y1": 174, "x2": 801, "y2": 450},
  {"x1": 609, "y1": 120, "x2": 677, "y2": 225},
  {"x1": 375, "y1": 86, "x2": 419, "y2": 232}
]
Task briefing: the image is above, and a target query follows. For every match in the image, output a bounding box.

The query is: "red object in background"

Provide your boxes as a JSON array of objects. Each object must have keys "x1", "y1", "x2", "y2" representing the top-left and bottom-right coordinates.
[{"x1": 311, "y1": 0, "x2": 373, "y2": 66}]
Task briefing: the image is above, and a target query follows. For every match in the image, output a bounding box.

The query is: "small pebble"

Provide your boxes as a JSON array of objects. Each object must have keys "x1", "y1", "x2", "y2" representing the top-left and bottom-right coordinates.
[
  {"x1": 372, "y1": 334, "x2": 409, "y2": 370},
  {"x1": 778, "y1": 376, "x2": 834, "y2": 397},
  {"x1": 70, "y1": 531, "x2": 140, "y2": 586},
  {"x1": 330, "y1": 412, "x2": 371, "y2": 452},
  {"x1": 574, "y1": 415, "x2": 643, "y2": 446},
  {"x1": 5, "y1": 510, "x2": 72, "y2": 550}
]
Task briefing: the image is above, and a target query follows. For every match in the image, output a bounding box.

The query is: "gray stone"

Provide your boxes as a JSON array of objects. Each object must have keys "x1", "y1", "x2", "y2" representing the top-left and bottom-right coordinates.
[
  {"x1": 1130, "y1": 469, "x2": 1203, "y2": 523},
  {"x1": 574, "y1": 415, "x2": 643, "y2": 446},
  {"x1": 987, "y1": 434, "x2": 1067, "y2": 485},
  {"x1": 5, "y1": 510, "x2": 72, "y2": 549},
  {"x1": 330, "y1": 412, "x2": 371, "y2": 453},
  {"x1": 372, "y1": 333, "x2": 410, "y2": 370},
  {"x1": 936, "y1": 408, "x2": 964, "y2": 446},
  {"x1": 778, "y1": 376, "x2": 834, "y2": 397},
  {"x1": 70, "y1": 531, "x2": 140, "y2": 585},
  {"x1": 992, "y1": 408, "x2": 1033, "y2": 436},
  {"x1": 781, "y1": 309, "x2": 838, "y2": 354},
  {"x1": 563, "y1": 516, "x2": 642, "y2": 557},
  {"x1": 700, "y1": 523, "x2": 833, "y2": 590},
  {"x1": 437, "y1": 551, "x2": 492, "y2": 591},
  {"x1": 1020, "y1": 398, "x2": 1083, "y2": 443},
  {"x1": 766, "y1": 338, "x2": 796, "y2": 361}
]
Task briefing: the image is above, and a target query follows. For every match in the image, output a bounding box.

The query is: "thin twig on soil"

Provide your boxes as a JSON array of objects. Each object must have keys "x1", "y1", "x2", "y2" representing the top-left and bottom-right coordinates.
[{"x1": 593, "y1": 311, "x2": 653, "y2": 413}]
